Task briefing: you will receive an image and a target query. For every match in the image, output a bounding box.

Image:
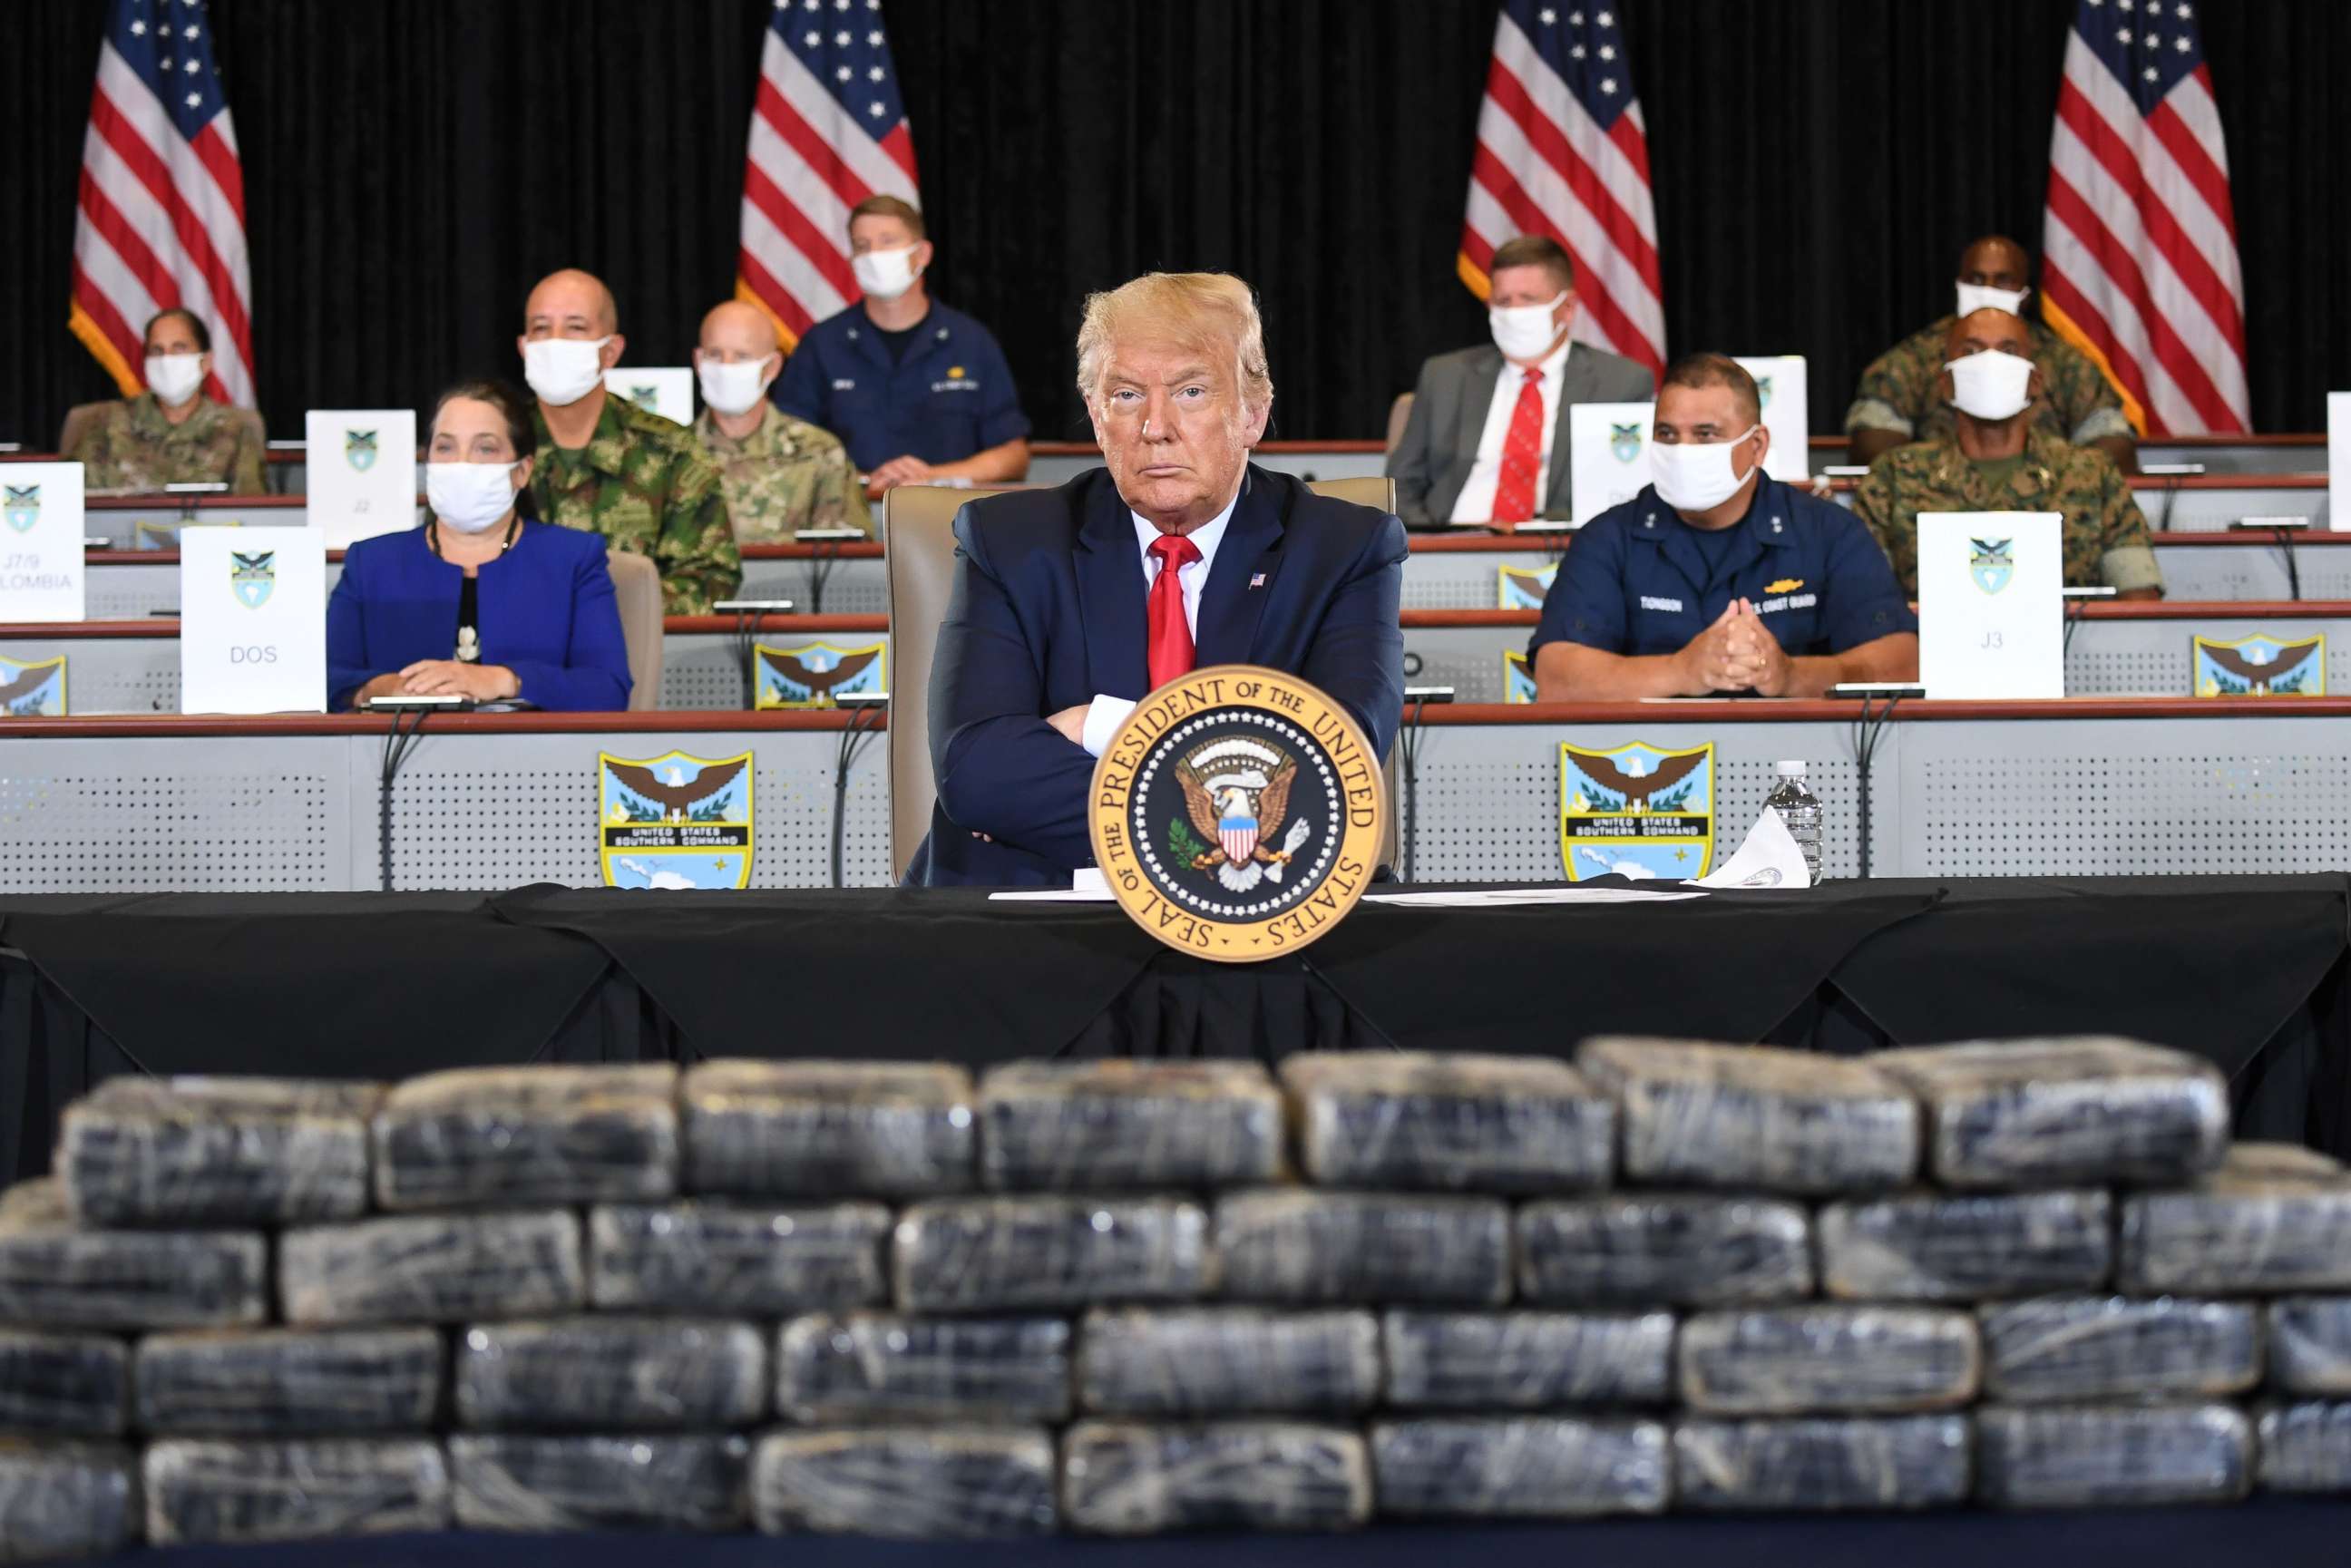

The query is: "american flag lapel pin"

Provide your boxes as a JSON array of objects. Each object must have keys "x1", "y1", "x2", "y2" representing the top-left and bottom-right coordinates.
[{"x1": 1249, "y1": 572, "x2": 1267, "y2": 589}]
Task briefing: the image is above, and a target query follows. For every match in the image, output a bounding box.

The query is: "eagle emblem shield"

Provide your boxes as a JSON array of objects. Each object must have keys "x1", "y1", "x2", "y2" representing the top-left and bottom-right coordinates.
[
  {"x1": 628, "y1": 384, "x2": 659, "y2": 405},
  {"x1": 2193, "y1": 634, "x2": 2324, "y2": 697},
  {"x1": 1559, "y1": 740, "x2": 1715, "y2": 881},
  {"x1": 345, "y1": 429, "x2": 378, "y2": 472},
  {"x1": 1504, "y1": 648, "x2": 1537, "y2": 704},
  {"x1": 755, "y1": 640, "x2": 886, "y2": 709},
  {"x1": 1755, "y1": 375, "x2": 1774, "y2": 410},
  {"x1": 1497, "y1": 563, "x2": 1556, "y2": 610},
  {"x1": 1610, "y1": 422, "x2": 1644, "y2": 464},
  {"x1": 230, "y1": 550, "x2": 277, "y2": 609},
  {"x1": 0, "y1": 655, "x2": 66, "y2": 717},
  {"x1": 1969, "y1": 537, "x2": 2014, "y2": 595},
  {"x1": 1169, "y1": 736, "x2": 1304, "y2": 894},
  {"x1": 600, "y1": 750, "x2": 756, "y2": 889},
  {"x1": 4, "y1": 484, "x2": 38, "y2": 534}
]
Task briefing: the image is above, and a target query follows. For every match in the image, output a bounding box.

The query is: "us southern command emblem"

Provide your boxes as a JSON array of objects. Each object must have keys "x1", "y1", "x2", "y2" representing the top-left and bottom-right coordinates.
[
  {"x1": 756, "y1": 640, "x2": 886, "y2": 709},
  {"x1": 1969, "y1": 537, "x2": 2014, "y2": 595},
  {"x1": 1559, "y1": 740, "x2": 1715, "y2": 882},
  {"x1": 0, "y1": 655, "x2": 66, "y2": 716},
  {"x1": 1610, "y1": 422, "x2": 1644, "y2": 464},
  {"x1": 4, "y1": 484, "x2": 37, "y2": 533},
  {"x1": 230, "y1": 550, "x2": 276, "y2": 609},
  {"x1": 345, "y1": 429, "x2": 378, "y2": 472},
  {"x1": 1090, "y1": 665, "x2": 1383, "y2": 961},
  {"x1": 2194, "y1": 633, "x2": 2324, "y2": 696},
  {"x1": 1503, "y1": 648, "x2": 1537, "y2": 704},
  {"x1": 1497, "y1": 562, "x2": 1555, "y2": 610},
  {"x1": 599, "y1": 751, "x2": 756, "y2": 889}
]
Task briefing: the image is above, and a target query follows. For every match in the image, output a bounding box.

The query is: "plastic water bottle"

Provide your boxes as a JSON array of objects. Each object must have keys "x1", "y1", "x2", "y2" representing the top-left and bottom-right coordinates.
[{"x1": 1764, "y1": 761, "x2": 1823, "y2": 886}]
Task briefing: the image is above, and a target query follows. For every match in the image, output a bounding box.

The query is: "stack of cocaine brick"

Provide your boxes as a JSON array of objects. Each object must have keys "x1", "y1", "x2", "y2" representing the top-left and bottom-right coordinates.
[{"x1": 4, "y1": 1041, "x2": 2351, "y2": 1555}]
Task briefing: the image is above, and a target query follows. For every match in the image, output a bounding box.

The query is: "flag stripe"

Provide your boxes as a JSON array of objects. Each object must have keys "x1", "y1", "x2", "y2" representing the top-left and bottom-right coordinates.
[
  {"x1": 2046, "y1": 171, "x2": 2232, "y2": 433},
  {"x1": 1493, "y1": 18, "x2": 1657, "y2": 246},
  {"x1": 79, "y1": 117, "x2": 252, "y2": 406},
  {"x1": 1467, "y1": 161, "x2": 1654, "y2": 369},
  {"x1": 744, "y1": 140, "x2": 861, "y2": 300},
  {"x1": 1482, "y1": 60, "x2": 1662, "y2": 291}
]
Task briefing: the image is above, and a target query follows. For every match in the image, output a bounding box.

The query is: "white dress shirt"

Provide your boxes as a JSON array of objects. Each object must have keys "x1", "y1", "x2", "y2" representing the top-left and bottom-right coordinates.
[
  {"x1": 1449, "y1": 336, "x2": 1574, "y2": 522},
  {"x1": 1077, "y1": 494, "x2": 1237, "y2": 756}
]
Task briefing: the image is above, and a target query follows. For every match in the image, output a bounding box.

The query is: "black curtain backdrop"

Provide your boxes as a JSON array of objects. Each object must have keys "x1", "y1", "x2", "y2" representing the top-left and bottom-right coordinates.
[{"x1": 2, "y1": 1, "x2": 2346, "y2": 449}]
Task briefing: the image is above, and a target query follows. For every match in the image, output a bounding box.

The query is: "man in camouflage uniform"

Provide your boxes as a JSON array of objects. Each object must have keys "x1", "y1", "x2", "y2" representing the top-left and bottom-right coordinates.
[
  {"x1": 1845, "y1": 235, "x2": 2137, "y2": 473},
  {"x1": 1853, "y1": 309, "x2": 2161, "y2": 599},
  {"x1": 518, "y1": 268, "x2": 738, "y2": 614},
  {"x1": 689, "y1": 300, "x2": 862, "y2": 541},
  {"x1": 63, "y1": 307, "x2": 266, "y2": 494}
]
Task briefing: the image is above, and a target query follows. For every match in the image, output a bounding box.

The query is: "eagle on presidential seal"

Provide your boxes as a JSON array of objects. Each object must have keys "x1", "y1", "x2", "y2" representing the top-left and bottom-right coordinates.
[{"x1": 1172, "y1": 735, "x2": 1314, "y2": 893}]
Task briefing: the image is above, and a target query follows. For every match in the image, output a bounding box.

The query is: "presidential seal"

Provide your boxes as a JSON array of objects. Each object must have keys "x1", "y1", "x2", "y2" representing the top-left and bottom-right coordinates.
[{"x1": 1091, "y1": 665, "x2": 1383, "y2": 963}]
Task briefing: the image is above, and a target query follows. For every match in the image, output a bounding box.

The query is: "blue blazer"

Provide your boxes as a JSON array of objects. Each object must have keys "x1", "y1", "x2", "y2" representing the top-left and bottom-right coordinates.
[
  {"x1": 327, "y1": 521, "x2": 633, "y2": 712},
  {"x1": 909, "y1": 464, "x2": 1407, "y2": 887}
]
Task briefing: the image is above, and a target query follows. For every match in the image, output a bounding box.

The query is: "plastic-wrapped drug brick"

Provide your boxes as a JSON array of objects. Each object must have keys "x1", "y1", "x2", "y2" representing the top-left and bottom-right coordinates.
[
  {"x1": 2268, "y1": 1298, "x2": 2351, "y2": 1396},
  {"x1": 1371, "y1": 1417, "x2": 1668, "y2": 1518},
  {"x1": 1873, "y1": 1037, "x2": 2229, "y2": 1190},
  {"x1": 144, "y1": 1437, "x2": 452, "y2": 1545},
  {"x1": 777, "y1": 1314, "x2": 1071, "y2": 1423},
  {"x1": 2258, "y1": 1402, "x2": 2351, "y2": 1493},
  {"x1": 1517, "y1": 1195, "x2": 1813, "y2": 1306},
  {"x1": 135, "y1": 1329, "x2": 444, "y2": 1436},
  {"x1": 278, "y1": 1210, "x2": 582, "y2": 1327},
  {"x1": 1672, "y1": 1417, "x2": 1971, "y2": 1512},
  {"x1": 372, "y1": 1064, "x2": 678, "y2": 1212},
  {"x1": 1979, "y1": 1298, "x2": 2259, "y2": 1404},
  {"x1": 1215, "y1": 1192, "x2": 1509, "y2": 1307},
  {"x1": 1060, "y1": 1421, "x2": 1371, "y2": 1534},
  {"x1": 61, "y1": 1076, "x2": 380, "y2": 1225},
  {"x1": 1077, "y1": 1309, "x2": 1379, "y2": 1417},
  {"x1": 1381, "y1": 1310, "x2": 1675, "y2": 1410},
  {"x1": 1975, "y1": 1404, "x2": 2252, "y2": 1508},
  {"x1": 588, "y1": 1202, "x2": 890, "y2": 1315},
  {"x1": 1817, "y1": 1190, "x2": 2112, "y2": 1301},
  {"x1": 978, "y1": 1062, "x2": 1283, "y2": 1192},
  {"x1": 2117, "y1": 1148, "x2": 2351, "y2": 1294},
  {"x1": 1677, "y1": 1307, "x2": 1979, "y2": 1416},
  {"x1": 893, "y1": 1197, "x2": 1212, "y2": 1313},
  {"x1": 752, "y1": 1427, "x2": 1058, "y2": 1538},
  {"x1": 448, "y1": 1435, "x2": 749, "y2": 1533},
  {"x1": 0, "y1": 1179, "x2": 264, "y2": 1330},
  {"x1": 1576, "y1": 1038, "x2": 1917, "y2": 1195},
  {"x1": 1280, "y1": 1052, "x2": 1614, "y2": 1194},
  {"x1": 683, "y1": 1061, "x2": 974, "y2": 1199},
  {"x1": 0, "y1": 1329, "x2": 128, "y2": 1437},
  {"x1": 0, "y1": 1439, "x2": 138, "y2": 1561},
  {"x1": 454, "y1": 1317, "x2": 766, "y2": 1431}
]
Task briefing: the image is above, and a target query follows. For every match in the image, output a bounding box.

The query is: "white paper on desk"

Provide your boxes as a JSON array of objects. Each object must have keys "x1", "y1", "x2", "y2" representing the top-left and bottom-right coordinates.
[
  {"x1": 1567, "y1": 401, "x2": 1654, "y2": 526},
  {"x1": 606, "y1": 369, "x2": 694, "y2": 427},
  {"x1": 1732, "y1": 355, "x2": 1810, "y2": 482},
  {"x1": 305, "y1": 410, "x2": 416, "y2": 549},
  {"x1": 2329, "y1": 392, "x2": 2349, "y2": 531},
  {"x1": 180, "y1": 526, "x2": 326, "y2": 715},
  {"x1": 988, "y1": 867, "x2": 1116, "y2": 901},
  {"x1": 1688, "y1": 807, "x2": 1810, "y2": 889},
  {"x1": 1364, "y1": 887, "x2": 1705, "y2": 907},
  {"x1": 0, "y1": 463, "x2": 86, "y2": 623}
]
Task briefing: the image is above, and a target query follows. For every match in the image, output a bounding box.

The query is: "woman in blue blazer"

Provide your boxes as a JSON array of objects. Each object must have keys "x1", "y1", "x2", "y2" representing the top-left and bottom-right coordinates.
[{"x1": 328, "y1": 378, "x2": 632, "y2": 710}]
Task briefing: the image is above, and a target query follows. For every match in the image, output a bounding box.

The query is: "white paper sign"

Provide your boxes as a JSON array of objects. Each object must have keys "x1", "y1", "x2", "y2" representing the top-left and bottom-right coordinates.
[
  {"x1": 606, "y1": 368, "x2": 694, "y2": 427},
  {"x1": 179, "y1": 526, "x2": 326, "y2": 714},
  {"x1": 0, "y1": 463, "x2": 87, "y2": 623},
  {"x1": 2329, "y1": 392, "x2": 2349, "y2": 531},
  {"x1": 304, "y1": 410, "x2": 416, "y2": 550},
  {"x1": 1733, "y1": 355, "x2": 1810, "y2": 482},
  {"x1": 1917, "y1": 511, "x2": 2063, "y2": 699},
  {"x1": 1567, "y1": 400, "x2": 1654, "y2": 526}
]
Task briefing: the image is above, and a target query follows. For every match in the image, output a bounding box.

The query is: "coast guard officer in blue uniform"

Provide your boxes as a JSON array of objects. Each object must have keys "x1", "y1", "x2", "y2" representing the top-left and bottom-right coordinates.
[
  {"x1": 773, "y1": 195, "x2": 1029, "y2": 503},
  {"x1": 1530, "y1": 354, "x2": 1917, "y2": 700}
]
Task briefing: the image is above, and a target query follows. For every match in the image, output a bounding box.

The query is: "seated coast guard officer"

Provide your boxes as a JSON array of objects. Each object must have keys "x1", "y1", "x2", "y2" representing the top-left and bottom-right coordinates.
[{"x1": 1531, "y1": 354, "x2": 1918, "y2": 701}]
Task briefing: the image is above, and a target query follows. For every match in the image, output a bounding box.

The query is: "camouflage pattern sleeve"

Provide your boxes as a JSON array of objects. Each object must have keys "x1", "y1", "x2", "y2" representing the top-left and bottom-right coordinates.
[
  {"x1": 656, "y1": 442, "x2": 742, "y2": 615},
  {"x1": 2039, "y1": 331, "x2": 2133, "y2": 446},
  {"x1": 1850, "y1": 453, "x2": 1918, "y2": 595},
  {"x1": 227, "y1": 409, "x2": 268, "y2": 494},
  {"x1": 807, "y1": 430, "x2": 857, "y2": 534},
  {"x1": 2088, "y1": 450, "x2": 2161, "y2": 592},
  {"x1": 1843, "y1": 323, "x2": 1940, "y2": 438}
]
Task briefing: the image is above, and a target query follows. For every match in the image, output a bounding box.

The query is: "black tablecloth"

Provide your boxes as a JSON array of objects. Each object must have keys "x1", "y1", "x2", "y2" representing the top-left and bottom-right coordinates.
[{"x1": 5, "y1": 877, "x2": 2348, "y2": 1182}]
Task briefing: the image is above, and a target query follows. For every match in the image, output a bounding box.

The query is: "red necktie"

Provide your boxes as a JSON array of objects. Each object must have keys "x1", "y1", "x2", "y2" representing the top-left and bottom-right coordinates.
[
  {"x1": 1146, "y1": 531, "x2": 1202, "y2": 689},
  {"x1": 1492, "y1": 367, "x2": 1546, "y2": 523}
]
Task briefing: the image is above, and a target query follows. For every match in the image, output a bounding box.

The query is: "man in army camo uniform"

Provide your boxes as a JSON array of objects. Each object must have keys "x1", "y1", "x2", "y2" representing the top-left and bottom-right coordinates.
[
  {"x1": 1845, "y1": 235, "x2": 2138, "y2": 474},
  {"x1": 690, "y1": 300, "x2": 862, "y2": 541},
  {"x1": 517, "y1": 268, "x2": 739, "y2": 614},
  {"x1": 1853, "y1": 307, "x2": 2161, "y2": 600},
  {"x1": 63, "y1": 307, "x2": 267, "y2": 495}
]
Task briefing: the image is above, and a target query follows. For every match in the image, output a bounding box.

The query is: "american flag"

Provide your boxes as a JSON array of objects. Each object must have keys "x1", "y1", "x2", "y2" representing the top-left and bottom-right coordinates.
[
  {"x1": 736, "y1": 0, "x2": 922, "y2": 349},
  {"x1": 69, "y1": 0, "x2": 255, "y2": 408},
  {"x1": 1459, "y1": 1, "x2": 1665, "y2": 380},
  {"x1": 2041, "y1": 0, "x2": 2249, "y2": 436}
]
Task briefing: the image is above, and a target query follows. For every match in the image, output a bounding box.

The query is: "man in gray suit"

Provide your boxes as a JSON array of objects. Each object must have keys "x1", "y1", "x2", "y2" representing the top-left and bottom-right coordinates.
[{"x1": 1387, "y1": 235, "x2": 1655, "y2": 527}]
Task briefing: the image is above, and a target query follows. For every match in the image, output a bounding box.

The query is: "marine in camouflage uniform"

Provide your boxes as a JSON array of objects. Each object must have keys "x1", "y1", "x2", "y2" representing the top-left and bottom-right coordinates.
[
  {"x1": 63, "y1": 394, "x2": 268, "y2": 494},
  {"x1": 531, "y1": 393, "x2": 740, "y2": 615},
  {"x1": 689, "y1": 404, "x2": 864, "y2": 541},
  {"x1": 1851, "y1": 426, "x2": 2162, "y2": 597},
  {"x1": 1844, "y1": 317, "x2": 2135, "y2": 450}
]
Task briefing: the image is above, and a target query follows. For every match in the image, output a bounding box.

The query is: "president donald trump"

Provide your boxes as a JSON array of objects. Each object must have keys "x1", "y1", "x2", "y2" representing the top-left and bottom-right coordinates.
[{"x1": 907, "y1": 272, "x2": 1407, "y2": 887}]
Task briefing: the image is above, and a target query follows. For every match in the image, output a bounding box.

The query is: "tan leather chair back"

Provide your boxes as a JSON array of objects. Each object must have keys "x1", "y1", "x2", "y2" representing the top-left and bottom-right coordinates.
[
  {"x1": 1380, "y1": 752, "x2": 1400, "y2": 875},
  {"x1": 887, "y1": 485, "x2": 1010, "y2": 879},
  {"x1": 604, "y1": 550, "x2": 665, "y2": 712},
  {"x1": 1386, "y1": 393, "x2": 1416, "y2": 456},
  {"x1": 1309, "y1": 475, "x2": 1397, "y2": 512}
]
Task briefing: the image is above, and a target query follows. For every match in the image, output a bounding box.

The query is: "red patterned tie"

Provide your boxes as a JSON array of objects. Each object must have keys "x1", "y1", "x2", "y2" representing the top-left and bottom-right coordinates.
[
  {"x1": 1146, "y1": 531, "x2": 1202, "y2": 689},
  {"x1": 1492, "y1": 367, "x2": 1546, "y2": 523}
]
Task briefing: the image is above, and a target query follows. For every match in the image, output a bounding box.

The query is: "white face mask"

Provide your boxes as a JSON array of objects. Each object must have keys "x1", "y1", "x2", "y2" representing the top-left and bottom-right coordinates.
[
  {"x1": 697, "y1": 356, "x2": 776, "y2": 417},
  {"x1": 852, "y1": 246, "x2": 922, "y2": 301},
  {"x1": 1945, "y1": 350, "x2": 2036, "y2": 422},
  {"x1": 426, "y1": 461, "x2": 522, "y2": 534},
  {"x1": 1489, "y1": 292, "x2": 1569, "y2": 362},
  {"x1": 1650, "y1": 426, "x2": 1761, "y2": 514},
  {"x1": 144, "y1": 353, "x2": 206, "y2": 406},
  {"x1": 522, "y1": 336, "x2": 610, "y2": 406},
  {"x1": 1956, "y1": 281, "x2": 2030, "y2": 318}
]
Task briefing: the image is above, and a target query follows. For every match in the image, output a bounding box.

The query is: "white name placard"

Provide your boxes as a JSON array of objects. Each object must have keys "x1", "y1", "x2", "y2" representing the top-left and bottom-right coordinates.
[
  {"x1": 1917, "y1": 511, "x2": 2063, "y2": 699},
  {"x1": 1733, "y1": 355, "x2": 1810, "y2": 482},
  {"x1": 1567, "y1": 400, "x2": 1654, "y2": 527},
  {"x1": 606, "y1": 368, "x2": 694, "y2": 427},
  {"x1": 180, "y1": 526, "x2": 327, "y2": 715},
  {"x1": 0, "y1": 463, "x2": 86, "y2": 622},
  {"x1": 306, "y1": 409, "x2": 417, "y2": 550},
  {"x1": 2329, "y1": 392, "x2": 2349, "y2": 531}
]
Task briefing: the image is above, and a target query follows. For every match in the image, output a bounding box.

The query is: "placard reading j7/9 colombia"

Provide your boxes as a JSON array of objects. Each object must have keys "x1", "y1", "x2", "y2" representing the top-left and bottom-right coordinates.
[
  {"x1": 0, "y1": 462, "x2": 86, "y2": 623},
  {"x1": 1090, "y1": 665, "x2": 1384, "y2": 961}
]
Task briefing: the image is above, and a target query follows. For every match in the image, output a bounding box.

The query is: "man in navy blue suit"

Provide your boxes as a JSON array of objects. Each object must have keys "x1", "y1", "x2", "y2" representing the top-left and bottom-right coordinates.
[{"x1": 907, "y1": 272, "x2": 1407, "y2": 887}]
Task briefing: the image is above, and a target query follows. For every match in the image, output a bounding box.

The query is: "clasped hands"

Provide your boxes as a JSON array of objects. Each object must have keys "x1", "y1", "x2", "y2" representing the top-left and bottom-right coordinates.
[
  {"x1": 355, "y1": 661, "x2": 520, "y2": 707},
  {"x1": 1677, "y1": 599, "x2": 1790, "y2": 696}
]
